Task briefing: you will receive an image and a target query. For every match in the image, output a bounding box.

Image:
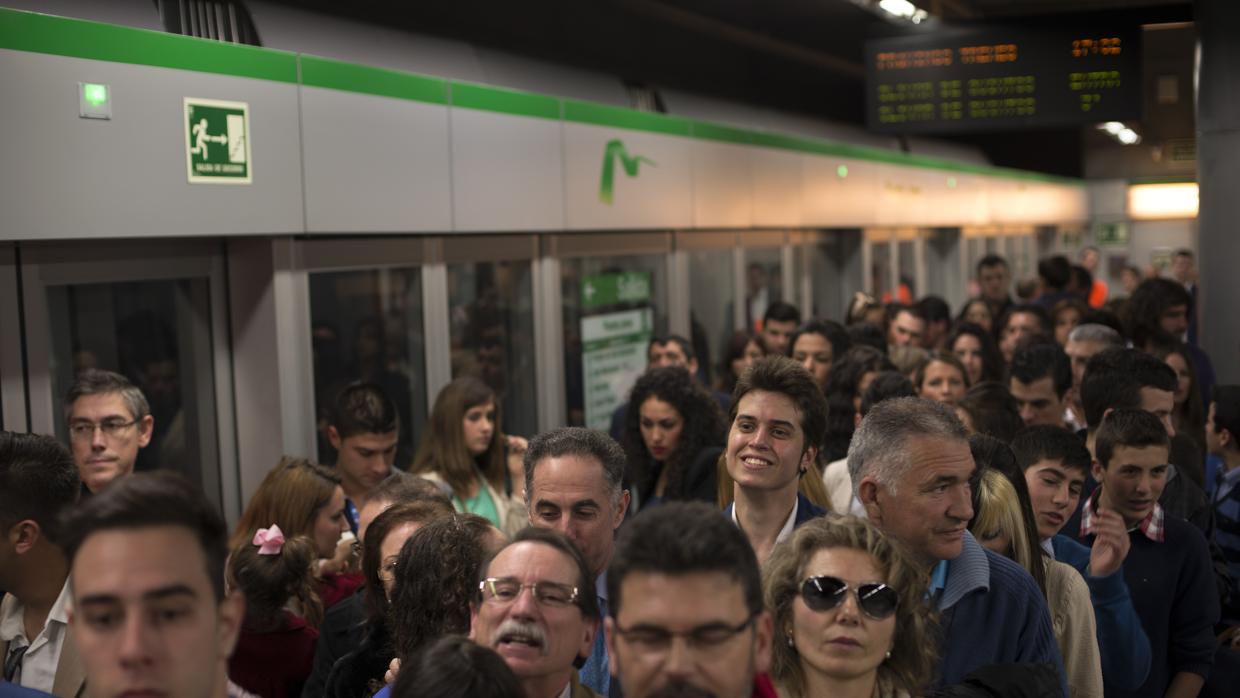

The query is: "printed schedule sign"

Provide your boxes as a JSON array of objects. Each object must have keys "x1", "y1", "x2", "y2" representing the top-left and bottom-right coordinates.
[
  {"x1": 865, "y1": 26, "x2": 1141, "y2": 134},
  {"x1": 184, "y1": 97, "x2": 252, "y2": 183},
  {"x1": 580, "y1": 271, "x2": 654, "y2": 431}
]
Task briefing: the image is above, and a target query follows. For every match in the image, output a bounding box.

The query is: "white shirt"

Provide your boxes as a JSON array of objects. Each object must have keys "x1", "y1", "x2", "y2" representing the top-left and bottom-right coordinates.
[
  {"x1": 731, "y1": 497, "x2": 799, "y2": 544},
  {"x1": 0, "y1": 578, "x2": 72, "y2": 692}
]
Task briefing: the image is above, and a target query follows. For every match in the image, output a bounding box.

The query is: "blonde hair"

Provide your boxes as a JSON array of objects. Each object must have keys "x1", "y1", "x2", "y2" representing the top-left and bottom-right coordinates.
[
  {"x1": 228, "y1": 532, "x2": 323, "y2": 629},
  {"x1": 970, "y1": 469, "x2": 1036, "y2": 573},
  {"x1": 231, "y1": 457, "x2": 340, "y2": 552},
  {"x1": 763, "y1": 516, "x2": 936, "y2": 698}
]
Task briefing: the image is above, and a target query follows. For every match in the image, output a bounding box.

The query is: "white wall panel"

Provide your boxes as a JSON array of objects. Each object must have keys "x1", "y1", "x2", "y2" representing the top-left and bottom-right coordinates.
[
  {"x1": 451, "y1": 108, "x2": 565, "y2": 231},
  {"x1": 562, "y1": 123, "x2": 692, "y2": 230},
  {"x1": 301, "y1": 86, "x2": 451, "y2": 232},
  {"x1": 750, "y1": 148, "x2": 803, "y2": 227},
  {"x1": 691, "y1": 140, "x2": 753, "y2": 229}
]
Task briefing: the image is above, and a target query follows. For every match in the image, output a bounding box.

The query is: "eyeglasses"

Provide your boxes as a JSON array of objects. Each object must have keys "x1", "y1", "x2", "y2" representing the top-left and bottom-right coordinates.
[
  {"x1": 612, "y1": 613, "x2": 758, "y2": 654},
  {"x1": 799, "y1": 576, "x2": 898, "y2": 620},
  {"x1": 479, "y1": 578, "x2": 579, "y2": 608},
  {"x1": 68, "y1": 419, "x2": 138, "y2": 441}
]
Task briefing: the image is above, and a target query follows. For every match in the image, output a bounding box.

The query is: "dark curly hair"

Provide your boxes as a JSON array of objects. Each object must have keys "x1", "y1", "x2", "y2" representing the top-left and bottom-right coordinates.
[
  {"x1": 1123, "y1": 278, "x2": 1192, "y2": 350},
  {"x1": 623, "y1": 366, "x2": 725, "y2": 504},
  {"x1": 389, "y1": 513, "x2": 498, "y2": 659},
  {"x1": 822, "y1": 346, "x2": 895, "y2": 463}
]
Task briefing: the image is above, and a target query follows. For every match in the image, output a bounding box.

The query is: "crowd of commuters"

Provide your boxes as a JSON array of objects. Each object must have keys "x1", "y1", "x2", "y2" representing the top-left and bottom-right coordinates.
[{"x1": 3, "y1": 247, "x2": 1239, "y2": 698}]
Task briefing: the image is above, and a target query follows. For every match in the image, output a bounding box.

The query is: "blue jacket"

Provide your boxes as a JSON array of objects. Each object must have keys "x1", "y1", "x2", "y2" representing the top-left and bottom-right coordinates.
[
  {"x1": 1051, "y1": 535, "x2": 1152, "y2": 691},
  {"x1": 936, "y1": 531, "x2": 1068, "y2": 698}
]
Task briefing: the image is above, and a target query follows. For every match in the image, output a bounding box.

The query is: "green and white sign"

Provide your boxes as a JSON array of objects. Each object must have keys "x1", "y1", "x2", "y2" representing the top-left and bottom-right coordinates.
[
  {"x1": 184, "y1": 97, "x2": 251, "y2": 184},
  {"x1": 581, "y1": 307, "x2": 654, "y2": 431},
  {"x1": 581, "y1": 271, "x2": 652, "y2": 310}
]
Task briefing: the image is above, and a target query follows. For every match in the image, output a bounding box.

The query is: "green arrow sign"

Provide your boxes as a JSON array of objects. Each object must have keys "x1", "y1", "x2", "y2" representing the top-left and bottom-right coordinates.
[{"x1": 184, "y1": 97, "x2": 251, "y2": 184}]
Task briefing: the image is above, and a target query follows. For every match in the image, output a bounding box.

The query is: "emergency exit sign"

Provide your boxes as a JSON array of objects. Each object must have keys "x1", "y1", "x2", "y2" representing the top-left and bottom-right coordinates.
[{"x1": 183, "y1": 97, "x2": 251, "y2": 184}]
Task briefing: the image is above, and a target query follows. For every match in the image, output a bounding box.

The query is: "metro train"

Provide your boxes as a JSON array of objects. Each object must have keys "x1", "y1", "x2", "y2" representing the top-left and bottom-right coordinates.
[{"x1": 0, "y1": 1, "x2": 1190, "y2": 521}]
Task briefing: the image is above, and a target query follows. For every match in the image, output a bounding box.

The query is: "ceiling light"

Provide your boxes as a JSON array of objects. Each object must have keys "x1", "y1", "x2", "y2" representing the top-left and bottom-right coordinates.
[
  {"x1": 1128, "y1": 183, "x2": 1197, "y2": 219},
  {"x1": 1100, "y1": 121, "x2": 1125, "y2": 135},
  {"x1": 877, "y1": 0, "x2": 928, "y2": 23},
  {"x1": 1117, "y1": 128, "x2": 1140, "y2": 145}
]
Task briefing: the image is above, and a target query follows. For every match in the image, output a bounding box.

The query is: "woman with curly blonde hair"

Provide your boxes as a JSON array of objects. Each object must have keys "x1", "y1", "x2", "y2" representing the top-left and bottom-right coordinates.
[{"x1": 763, "y1": 515, "x2": 936, "y2": 698}]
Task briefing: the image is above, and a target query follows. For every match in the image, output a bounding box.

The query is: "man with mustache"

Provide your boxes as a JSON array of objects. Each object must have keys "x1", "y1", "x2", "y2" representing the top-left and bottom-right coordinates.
[
  {"x1": 470, "y1": 527, "x2": 602, "y2": 698},
  {"x1": 849, "y1": 397, "x2": 1066, "y2": 694}
]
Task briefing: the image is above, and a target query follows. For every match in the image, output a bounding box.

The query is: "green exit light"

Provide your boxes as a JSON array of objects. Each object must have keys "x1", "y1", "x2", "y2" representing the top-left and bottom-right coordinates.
[
  {"x1": 837, "y1": 164, "x2": 849, "y2": 178},
  {"x1": 83, "y1": 83, "x2": 108, "y2": 106}
]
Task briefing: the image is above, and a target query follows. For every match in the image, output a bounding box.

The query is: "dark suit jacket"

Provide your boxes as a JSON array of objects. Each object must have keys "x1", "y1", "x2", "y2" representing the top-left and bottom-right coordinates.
[{"x1": 723, "y1": 492, "x2": 827, "y2": 529}]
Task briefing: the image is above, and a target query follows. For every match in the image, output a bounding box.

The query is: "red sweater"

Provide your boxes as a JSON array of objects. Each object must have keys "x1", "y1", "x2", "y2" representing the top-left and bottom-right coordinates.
[{"x1": 228, "y1": 611, "x2": 319, "y2": 698}]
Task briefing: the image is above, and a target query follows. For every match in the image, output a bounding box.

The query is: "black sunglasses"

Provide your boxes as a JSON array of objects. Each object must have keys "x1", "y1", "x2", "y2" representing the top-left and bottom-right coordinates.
[{"x1": 799, "y1": 576, "x2": 899, "y2": 620}]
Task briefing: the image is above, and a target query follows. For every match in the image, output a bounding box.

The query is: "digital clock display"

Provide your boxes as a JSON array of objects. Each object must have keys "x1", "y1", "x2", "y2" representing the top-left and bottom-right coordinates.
[{"x1": 866, "y1": 27, "x2": 1141, "y2": 134}]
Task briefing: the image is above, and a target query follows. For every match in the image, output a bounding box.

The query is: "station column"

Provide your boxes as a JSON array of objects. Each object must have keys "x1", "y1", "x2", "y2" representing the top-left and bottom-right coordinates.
[{"x1": 1196, "y1": 0, "x2": 1240, "y2": 383}]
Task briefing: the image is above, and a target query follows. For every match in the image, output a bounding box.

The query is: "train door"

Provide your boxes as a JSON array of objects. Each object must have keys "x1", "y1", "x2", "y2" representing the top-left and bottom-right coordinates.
[
  {"x1": 677, "y1": 231, "x2": 739, "y2": 391},
  {"x1": 806, "y1": 229, "x2": 863, "y2": 322},
  {"x1": 18, "y1": 240, "x2": 236, "y2": 517},
  {"x1": 549, "y1": 232, "x2": 671, "y2": 431},
  {"x1": 0, "y1": 243, "x2": 24, "y2": 432}
]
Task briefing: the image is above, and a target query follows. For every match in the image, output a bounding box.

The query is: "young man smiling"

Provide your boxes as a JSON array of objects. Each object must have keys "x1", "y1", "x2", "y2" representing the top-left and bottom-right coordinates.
[
  {"x1": 1012, "y1": 425, "x2": 1151, "y2": 693},
  {"x1": 1081, "y1": 410, "x2": 1218, "y2": 698},
  {"x1": 723, "y1": 356, "x2": 827, "y2": 566}
]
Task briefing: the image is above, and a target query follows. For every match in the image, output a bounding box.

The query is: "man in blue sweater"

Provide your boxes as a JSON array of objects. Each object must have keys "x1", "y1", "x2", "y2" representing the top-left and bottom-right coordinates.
[
  {"x1": 849, "y1": 397, "x2": 1066, "y2": 695},
  {"x1": 1082, "y1": 409, "x2": 1218, "y2": 698},
  {"x1": 1207, "y1": 385, "x2": 1240, "y2": 626},
  {"x1": 1011, "y1": 424, "x2": 1152, "y2": 692}
]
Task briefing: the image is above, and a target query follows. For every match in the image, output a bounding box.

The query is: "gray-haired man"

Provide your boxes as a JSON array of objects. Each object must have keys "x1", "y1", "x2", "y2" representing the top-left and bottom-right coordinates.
[
  {"x1": 524, "y1": 427, "x2": 630, "y2": 696},
  {"x1": 849, "y1": 397, "x2": 1066, "y2": 694}
]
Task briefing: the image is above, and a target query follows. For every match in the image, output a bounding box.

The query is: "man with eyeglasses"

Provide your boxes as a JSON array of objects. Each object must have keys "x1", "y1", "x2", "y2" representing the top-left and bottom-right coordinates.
[
  {"x1": 605, "y1": 502, "x2": 775, "y2": 698},
  {"x1": 470, "y1": 527, "x2": 602, "y2": 698},
  {"x1": 849, "y1": 397, "x2": 1066, "y2": 695},
  {"x1": 63, "y1": 370, "x2": 153, "y2": 495},
  {"x1": 523, "y1": 427, "x2": 630, "y2": 696}
]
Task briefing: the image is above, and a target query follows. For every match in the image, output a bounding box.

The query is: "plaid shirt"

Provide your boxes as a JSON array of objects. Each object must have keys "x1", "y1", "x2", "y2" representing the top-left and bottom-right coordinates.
[{"x1": 1080, "y1": 488, "x2": 1165, "y2": 543}]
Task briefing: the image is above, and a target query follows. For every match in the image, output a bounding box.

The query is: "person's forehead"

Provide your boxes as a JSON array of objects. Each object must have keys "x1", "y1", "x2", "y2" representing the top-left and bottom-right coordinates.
[
  {"x1": 901, "y1": 436, "x2": 973, "y2": 479},
  {"x1": 1110, "y1": 445, "x2": 1169, "y2": 468},
  {"x1": 1162, "y1": 304, "x2": 1188, "y2": 315},
  {"x1": 735, "y1": 390, "x2": 801, "y2": 424},
  {"x1": 793, "y1": 332, "x2": 830, "y2": 350},
  {"x1": 617, "y1": 570, "x2": 748, "y2": 621},
  {"x1": 1139, "y1": 386, "x2": 1174, "y2": 408},
  {"x1": 896, "y1": 310, "x2": 921, "y2": 325},
  {"x1": 765, "y1": 320, "x2": 796, "y2": 333},
  {"x1": 1031, "y1": 459, "x2": 1083, "y2": 482},
  {"x1": 69, "y1": 391, "x2": 135, "y2": 421},
  {"x1": 344, "y1": 430, "x2": 399, "y2": 449},
  {"x1": 1012, "y1": 312, "x2": 1041, "y2": 328},
  {"x1": 72, "y1": 526, "x2": 214, "y2": 600},
  {"x1": 1065, "y1": 339, "x2": 1104, "y2": 358},
  {"x1": 1011, "y1": 375, "x2": 1055, "y2": 398},
  {"x1": 639, "y1": 398, "x2": 679, "y2": 418},
  {"x1": 530, "y1": 455, "x2": 611, "y2": 499},
  {"x1": 650, "y1": 341, "x2": 685, "y2": 357},
  {"x1": 488, "y1": 540, "x2": 578, "y2": 583}
]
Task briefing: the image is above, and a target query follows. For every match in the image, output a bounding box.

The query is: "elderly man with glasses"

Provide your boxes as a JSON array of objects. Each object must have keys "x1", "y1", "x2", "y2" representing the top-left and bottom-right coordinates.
[
  {"x1": 63, "y1": 369, "x2": 154, "y2": 495},
  {"x1": 470, "y1": 527, "x2": 602, "y2": 698}
]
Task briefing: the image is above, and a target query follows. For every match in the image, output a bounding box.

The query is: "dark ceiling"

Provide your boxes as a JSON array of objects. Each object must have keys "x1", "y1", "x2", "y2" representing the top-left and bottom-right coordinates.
[{"x1": 265, "y1": 0, "x2": 1194, "y2": 177}]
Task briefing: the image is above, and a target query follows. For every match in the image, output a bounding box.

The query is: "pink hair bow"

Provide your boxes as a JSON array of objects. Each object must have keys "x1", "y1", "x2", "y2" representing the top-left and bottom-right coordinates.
[{"x1": 252, "y1": 524, "x2": 285, "y2": 555}]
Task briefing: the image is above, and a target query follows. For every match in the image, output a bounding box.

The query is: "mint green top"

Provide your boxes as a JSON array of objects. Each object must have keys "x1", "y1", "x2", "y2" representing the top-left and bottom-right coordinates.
[{"x1": 455, "y1": 480, "x2": 500, "y2": 529}]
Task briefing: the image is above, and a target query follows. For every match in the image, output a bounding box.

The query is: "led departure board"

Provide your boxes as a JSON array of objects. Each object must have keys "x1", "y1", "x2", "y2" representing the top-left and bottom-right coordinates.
[{"x1": 865, "y1": 27, "x2": 1141, "y2": 134}]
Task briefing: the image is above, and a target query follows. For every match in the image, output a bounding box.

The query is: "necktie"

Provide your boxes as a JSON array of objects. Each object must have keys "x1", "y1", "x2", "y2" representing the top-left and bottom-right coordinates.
[{"x1": 3, "y1": 643, "x2": 28, "y2": 683}]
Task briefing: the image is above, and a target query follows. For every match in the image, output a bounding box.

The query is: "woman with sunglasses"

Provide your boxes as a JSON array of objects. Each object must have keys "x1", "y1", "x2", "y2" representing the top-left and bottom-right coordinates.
[{"x1": 763, "y1": 516, "x2": 935, "y2": 698}]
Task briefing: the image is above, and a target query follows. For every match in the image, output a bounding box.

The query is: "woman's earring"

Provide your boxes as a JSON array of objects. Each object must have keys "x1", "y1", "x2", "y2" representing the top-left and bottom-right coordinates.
[
  {"x1": 885, "y1": 649, "x2": 892, "y2": 660},
  {"x1": 786, "y1": 633, "x2": 795, "y2": 648}
]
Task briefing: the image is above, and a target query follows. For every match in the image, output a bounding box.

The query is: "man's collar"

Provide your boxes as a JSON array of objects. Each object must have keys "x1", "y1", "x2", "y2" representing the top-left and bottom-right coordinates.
[
  {"x1": 1080, "y1": 488, "x2": 1164, "y2": 543},
  {"x1": 936, "y1": 530, "x2": 990, "y2": 611},
  {"x1": 729, "y1": 496, "x2": 799, "y2": 544},
  {"x1": 0, "y1": 577, "x2": 72, "y2": 642}
]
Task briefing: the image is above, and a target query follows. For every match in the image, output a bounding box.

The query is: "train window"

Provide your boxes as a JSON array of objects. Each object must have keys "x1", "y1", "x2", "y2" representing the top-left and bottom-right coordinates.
[
  {"x1": 45, "y1": 278, "x2": 219, "y2": 492},
  {"x1": 309, "y1": 268, "x2": 427, "y2": 471},
  {"x1": 898, "y1": 239, "x2": 917, "y2": 299},
  {"x1": 871, "y1": 240, "x2": 893, "y2": 301},
  {"x1": 810, "y1": 230, "x2": 863, "y2": 322},
  {"x1": 685, "y1": 244, "x2": 735, "y2": 390},
  {"x1": 560, "y1": 253, "x2": 668, "y2": 430},
  {"x1": 447, "y1": 259, "x2": 537, "y2": 440},
  {"x1": 742, "y1": 246, "x2": 784, "y2": 329}
]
